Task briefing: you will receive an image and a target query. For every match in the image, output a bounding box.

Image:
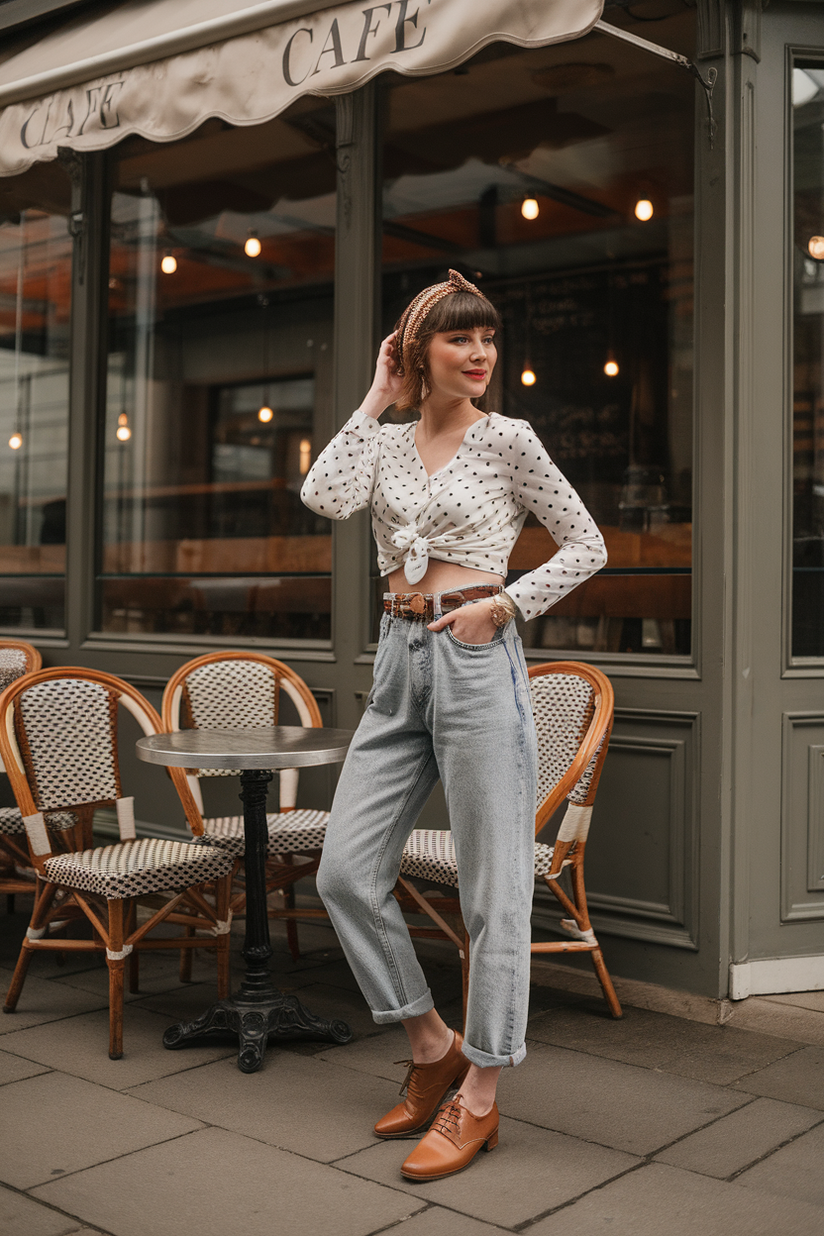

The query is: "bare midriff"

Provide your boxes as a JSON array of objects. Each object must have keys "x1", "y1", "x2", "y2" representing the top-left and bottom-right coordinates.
[{"x1": 386, "y1": 559, "x2": 504, "y2": 595}]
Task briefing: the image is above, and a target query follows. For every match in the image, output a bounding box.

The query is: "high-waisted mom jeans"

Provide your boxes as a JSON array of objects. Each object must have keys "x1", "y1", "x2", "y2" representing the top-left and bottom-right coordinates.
[{"x1": 317, "y1": 607, "x2": 538, "y2": 1069}]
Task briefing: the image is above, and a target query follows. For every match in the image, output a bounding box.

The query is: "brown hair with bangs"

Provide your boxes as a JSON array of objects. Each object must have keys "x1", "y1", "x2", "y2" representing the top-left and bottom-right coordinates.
[{"x1": 393, "y1": 290, "x2": 501, "y2": 413}]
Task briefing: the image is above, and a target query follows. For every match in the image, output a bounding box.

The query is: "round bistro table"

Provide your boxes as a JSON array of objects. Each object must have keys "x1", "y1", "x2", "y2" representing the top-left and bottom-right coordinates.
[{"x1": 136, "y1": 725, "x2": 354, "y2": 1073}]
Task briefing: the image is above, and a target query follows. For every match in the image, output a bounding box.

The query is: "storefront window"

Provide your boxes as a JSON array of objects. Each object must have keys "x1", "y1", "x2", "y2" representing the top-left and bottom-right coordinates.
[
  {"x1": 792, "y1": 61, "x2": 824, "y2": 658},
  {"x1": 100, "y1": 101, "x2": 336, "y2": 641},
  {"x1": 0, "y1": 164, "x2": 71, "y2": 631},
  {"x1": 378, "y1": 4, "x2": 695, "y2": 655}
]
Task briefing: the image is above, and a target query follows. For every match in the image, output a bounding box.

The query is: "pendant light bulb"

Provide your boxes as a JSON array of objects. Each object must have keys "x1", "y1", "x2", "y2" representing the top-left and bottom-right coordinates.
[
  {"x1": 604, "y1": 358, "x2": 619, "y2": 377},
  {"x1": 299, "y1": 437, "x2": 312, "y2": 475},
  {"x1": 520, "y1": 366, "x2": 536, "y2": 387},
  {"x1": 634, "y1": 199, "x2": 654, "y2": 222},
  {"x1": 161, "y1": 252, "x2": 177, "y2": 274},
  {"x1": 245, "y1": 232, "x2": 262, "y2": 258},
  {"x1": 258, "y1": 405, "x2": 274, "y2": 423},
  {"x1": 116, "y1": 425, "x2": 132, "y2": 441},
  {"x1": 521, "y1": 197, "x2": 539, "y2": 221},
  {"x1": 808, "y1": 235, "x2": 824, "y2": 261},
  {"x1": 8, "y1": 431, "x2": 22, "y2": 450}
]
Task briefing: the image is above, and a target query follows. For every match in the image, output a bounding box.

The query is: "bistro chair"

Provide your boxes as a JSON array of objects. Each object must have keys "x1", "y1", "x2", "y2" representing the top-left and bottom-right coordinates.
[
  {"x1": 395, "y1": 661, "x2": 622, "y2": 1020},
  {"x1": 162, "y1": 651, "x2": 330, "y2": 964},
  {"x1": 0, "y1": 640, "x2": 78, "y2": 912},
  {"x1": 0, "y1": 667, "x2": 235, "y2": 1059},
  {"x1": 0, "y1": 638, "x2": 42, "y2": 686}
]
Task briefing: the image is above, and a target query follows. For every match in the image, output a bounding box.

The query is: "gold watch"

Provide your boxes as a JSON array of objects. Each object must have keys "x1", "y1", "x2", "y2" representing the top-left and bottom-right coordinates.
[{"x1": 489, "y1": 593, "x2": 517, "y2": 627}]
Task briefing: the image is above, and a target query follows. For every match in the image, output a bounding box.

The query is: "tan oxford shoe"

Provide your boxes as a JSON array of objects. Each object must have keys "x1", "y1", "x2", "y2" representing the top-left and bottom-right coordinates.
[
  {"x1": 374, "y1": 1030, "x2": 469, "y2": 1139},
  {"x1": 400, "y1": 1095, "x2": 499, "y2": 1181}
]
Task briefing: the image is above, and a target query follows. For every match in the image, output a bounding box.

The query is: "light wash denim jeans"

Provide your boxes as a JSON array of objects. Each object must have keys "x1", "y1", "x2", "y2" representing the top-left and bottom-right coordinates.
[{"x1": 317, "y1": 598, "x2": 538, "y2": 1069}]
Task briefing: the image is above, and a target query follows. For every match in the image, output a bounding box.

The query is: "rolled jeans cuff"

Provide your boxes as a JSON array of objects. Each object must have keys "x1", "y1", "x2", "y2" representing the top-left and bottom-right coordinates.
[
  {"x1": 371, "y1": 987, "x2": 434, "y2": 1024},
  {"x1": 463, "y1": 1040, "x2": 527, "y2": 1069}
]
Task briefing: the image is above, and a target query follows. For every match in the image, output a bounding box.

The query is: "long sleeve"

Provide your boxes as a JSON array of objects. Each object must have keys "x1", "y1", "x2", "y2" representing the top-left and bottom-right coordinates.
[
  {"x1": 300, "y1": 410, "x2": 382, "y2": 520},
  {"x1": 503, "y1": 421, "x2": 607, "y2": 622}
]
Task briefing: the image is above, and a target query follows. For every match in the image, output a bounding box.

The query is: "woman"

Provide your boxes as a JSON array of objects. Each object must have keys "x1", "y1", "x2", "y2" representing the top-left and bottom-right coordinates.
[{"x1": 301, "y1": 270, "x2": 606, "y2": 1181}]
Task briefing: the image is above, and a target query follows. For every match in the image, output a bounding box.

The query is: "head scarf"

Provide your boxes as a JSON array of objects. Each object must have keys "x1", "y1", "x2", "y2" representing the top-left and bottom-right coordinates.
[{"x1": 395, "y1": 268, "x2": 489, "y2": 373}]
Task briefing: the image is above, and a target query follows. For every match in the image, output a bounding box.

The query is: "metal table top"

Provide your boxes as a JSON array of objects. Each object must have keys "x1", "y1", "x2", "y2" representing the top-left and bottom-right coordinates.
[{"x1": 136, "y1": 726, "x2": 353, "y2": 770}]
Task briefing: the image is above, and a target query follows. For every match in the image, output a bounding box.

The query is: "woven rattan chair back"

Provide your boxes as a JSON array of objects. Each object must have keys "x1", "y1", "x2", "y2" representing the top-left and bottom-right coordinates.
[
  {"x1": 0, "y1": 640, "x2": 44, "y2": 907},
  {"x1": 0, "y1": 640, "x2": 42, "y2": 694},
  {"x1": 13, "y1": 677, "x2": 122, "y2": 814},
  {"x1": 162, "y1": 651, "x2": 322, "y2": 807},
  {"x1": 528, "y1": 661, "x2": 613, "y2": 834},
  {"x1": 1, "y1": 668, "x2": 203, "y2": 837}
]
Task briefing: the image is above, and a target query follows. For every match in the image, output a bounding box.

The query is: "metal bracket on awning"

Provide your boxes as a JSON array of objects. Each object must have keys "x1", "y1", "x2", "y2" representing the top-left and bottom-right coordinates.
[{"x1": 595, "y1": 20, "x2": 718, "y2": 148}]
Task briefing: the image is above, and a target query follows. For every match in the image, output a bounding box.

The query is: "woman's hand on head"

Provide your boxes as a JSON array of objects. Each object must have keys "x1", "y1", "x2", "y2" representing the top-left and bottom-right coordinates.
[
  {"x1": 360, "y1": 332, "x2": 404, "y2": 418},
  {"x1": 427, "y1": 598, "x2": 497, "y2": 646}
]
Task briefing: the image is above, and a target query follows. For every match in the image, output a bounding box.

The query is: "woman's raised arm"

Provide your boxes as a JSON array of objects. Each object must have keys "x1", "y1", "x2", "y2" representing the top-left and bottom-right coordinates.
[{"x1": 300, "y1": 333, "x2": 402, "y2": 520}]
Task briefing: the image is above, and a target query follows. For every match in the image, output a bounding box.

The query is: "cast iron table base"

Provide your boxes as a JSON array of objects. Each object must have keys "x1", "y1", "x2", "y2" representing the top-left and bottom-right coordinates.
[
  {"x1": 161, "y1": 767, "x2": 352, "y2": 1072},
  {"x1": 163, "y1": 992, "x2": 352, "y2": 1074}
]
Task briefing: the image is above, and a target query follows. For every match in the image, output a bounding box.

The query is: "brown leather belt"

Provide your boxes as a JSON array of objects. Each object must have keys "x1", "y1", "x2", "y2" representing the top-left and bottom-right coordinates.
[{"x1": 383, "y1": 584, "x2": 503, "y2": 621}]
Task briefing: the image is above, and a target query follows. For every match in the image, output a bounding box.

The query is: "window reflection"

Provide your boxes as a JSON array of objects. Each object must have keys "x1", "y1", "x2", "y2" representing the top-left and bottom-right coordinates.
[
  {"x1": 0, "y1": 164, "x2": 71, "y2": 631},
  {"x1": 100, "y1": 103, "x2": 335, "y2": 641},
  {"x1": 792, "y1": 62, "x2": 824, "y2": 658},
  {"x1": 378, "y1": 3, "x2": 695, "y2": 655}
]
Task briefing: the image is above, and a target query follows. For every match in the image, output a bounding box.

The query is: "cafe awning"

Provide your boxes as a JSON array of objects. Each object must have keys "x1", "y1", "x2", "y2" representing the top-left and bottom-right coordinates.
[{"x1": 0, "y1": 0, "x2": 604, "y2": 177}]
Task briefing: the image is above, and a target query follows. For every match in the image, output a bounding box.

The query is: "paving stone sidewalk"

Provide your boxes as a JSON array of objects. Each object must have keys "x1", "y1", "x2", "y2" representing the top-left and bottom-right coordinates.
[{"x1": 1, "y1": 902, "x2": 823, "y2": 1236}]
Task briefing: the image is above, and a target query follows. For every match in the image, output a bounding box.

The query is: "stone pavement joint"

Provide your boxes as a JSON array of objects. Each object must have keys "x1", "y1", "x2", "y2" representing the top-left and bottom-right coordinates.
[
  {"x1": 511, "y1": 1159, "x2": 650, "y2": 1231},
  {"x1": 0, "y1": 1180, "x2": 117, "y2": 1236},
  {"x1": 1, "y1": 904, "x2": 823, "y2": 1235},
  {"x1": 727, "y1": 1112, "x2": 824, "y2": 1181}
]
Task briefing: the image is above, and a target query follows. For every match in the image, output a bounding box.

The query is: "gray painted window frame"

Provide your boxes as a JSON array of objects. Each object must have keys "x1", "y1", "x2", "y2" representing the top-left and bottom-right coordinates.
[{"x1": 784, "y1": 41, "x2": 824, "y2": 677}]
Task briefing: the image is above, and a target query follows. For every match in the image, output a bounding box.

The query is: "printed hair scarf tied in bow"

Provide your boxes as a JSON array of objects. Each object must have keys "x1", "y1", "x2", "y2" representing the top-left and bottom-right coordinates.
[{"x1": 391, "y1": 524, "x2": 431, "y2": 585}]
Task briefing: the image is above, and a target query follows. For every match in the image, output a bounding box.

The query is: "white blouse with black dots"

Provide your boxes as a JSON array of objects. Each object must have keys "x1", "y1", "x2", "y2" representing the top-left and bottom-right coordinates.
[{"x1": 300, "y1": 410, "x2": 607, "y2": 622}]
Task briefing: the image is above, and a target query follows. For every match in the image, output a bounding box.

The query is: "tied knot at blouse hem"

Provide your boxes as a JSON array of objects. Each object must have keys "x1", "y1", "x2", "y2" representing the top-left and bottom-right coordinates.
[{"x1": 300, "y1": 409, "x2": 607, "y2": 621}]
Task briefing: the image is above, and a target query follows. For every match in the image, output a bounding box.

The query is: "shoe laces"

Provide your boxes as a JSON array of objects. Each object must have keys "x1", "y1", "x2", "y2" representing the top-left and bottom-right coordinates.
[
  {"x1": 395, "y1": 1036, "x2": 457, "y2": 1098},
  {"x1": 395, "y1": 1059, "x2": 415, "y2": 1097},
  {"x1": 431, "y1": 1097, "x2": 463, "y2": 1137},
  {"x1": 394, "y1": 1059, "x2": 435, "y2": 1102}
]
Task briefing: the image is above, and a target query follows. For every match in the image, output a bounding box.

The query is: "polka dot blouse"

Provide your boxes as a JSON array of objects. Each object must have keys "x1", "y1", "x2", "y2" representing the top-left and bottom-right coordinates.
[{"x1": 301, "y1": 410, "x2": 607, "y2": 622}]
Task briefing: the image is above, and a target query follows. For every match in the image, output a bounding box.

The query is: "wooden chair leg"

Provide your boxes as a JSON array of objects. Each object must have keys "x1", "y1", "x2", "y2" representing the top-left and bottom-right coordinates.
[
  {"x1": 590, "y1": 947, "x2": 623, "y2": 1019},
  {"x1": 279, "y1": 856, "x2": 301, "y2": 961},
  {"x1": 4, "y1": 942, "x2": 35, "y2": 1013},
  {"x1": 107, "y1": 900, "x2": 126, "y2": 1060},
  {"x1": 179, "y1": 926, "x2": 194, "y2": 983},
  {"x1": 4, "y1": 880, "x2": 59, "y2": 1012},
  {"x1": 128, "y1": 950, "x2": 140, "y2": 995},
  {"x1": 284, "y1": 886, "x2": 300, "y2": 962},
  {"x1": 126, "y1": 902, "x2": 140, "y2": 994},
  {"x1": 226, "y1": 857, "x2": 245, "y2": 916},
  {"x1": 568, "y1": 856, "x2": 622, "y2": 1018},
  {"x1": 216, "y1": 874, "x2": 232, "y2": 1000}
]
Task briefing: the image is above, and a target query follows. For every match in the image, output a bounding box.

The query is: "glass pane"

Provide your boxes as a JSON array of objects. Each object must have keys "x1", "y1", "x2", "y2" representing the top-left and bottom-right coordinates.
[
  {"x1": 0, "y1": 164, "x2": 71, "y2": 631},
  {"x1": 377, "y1": 3, "x2": 695, "y2": 655},
  {"x1": 101, "y1": 102, "x2": 335, "y2": 640},
  {"x1": 792, "y1": 62, "x2": 824, "y2": 658}
]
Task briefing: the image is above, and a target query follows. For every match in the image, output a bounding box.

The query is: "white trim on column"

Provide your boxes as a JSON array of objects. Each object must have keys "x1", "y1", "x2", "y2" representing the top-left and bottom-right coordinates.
[{"x1": 730, "y1": 956, "x2": 824, "y2": 1000}]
